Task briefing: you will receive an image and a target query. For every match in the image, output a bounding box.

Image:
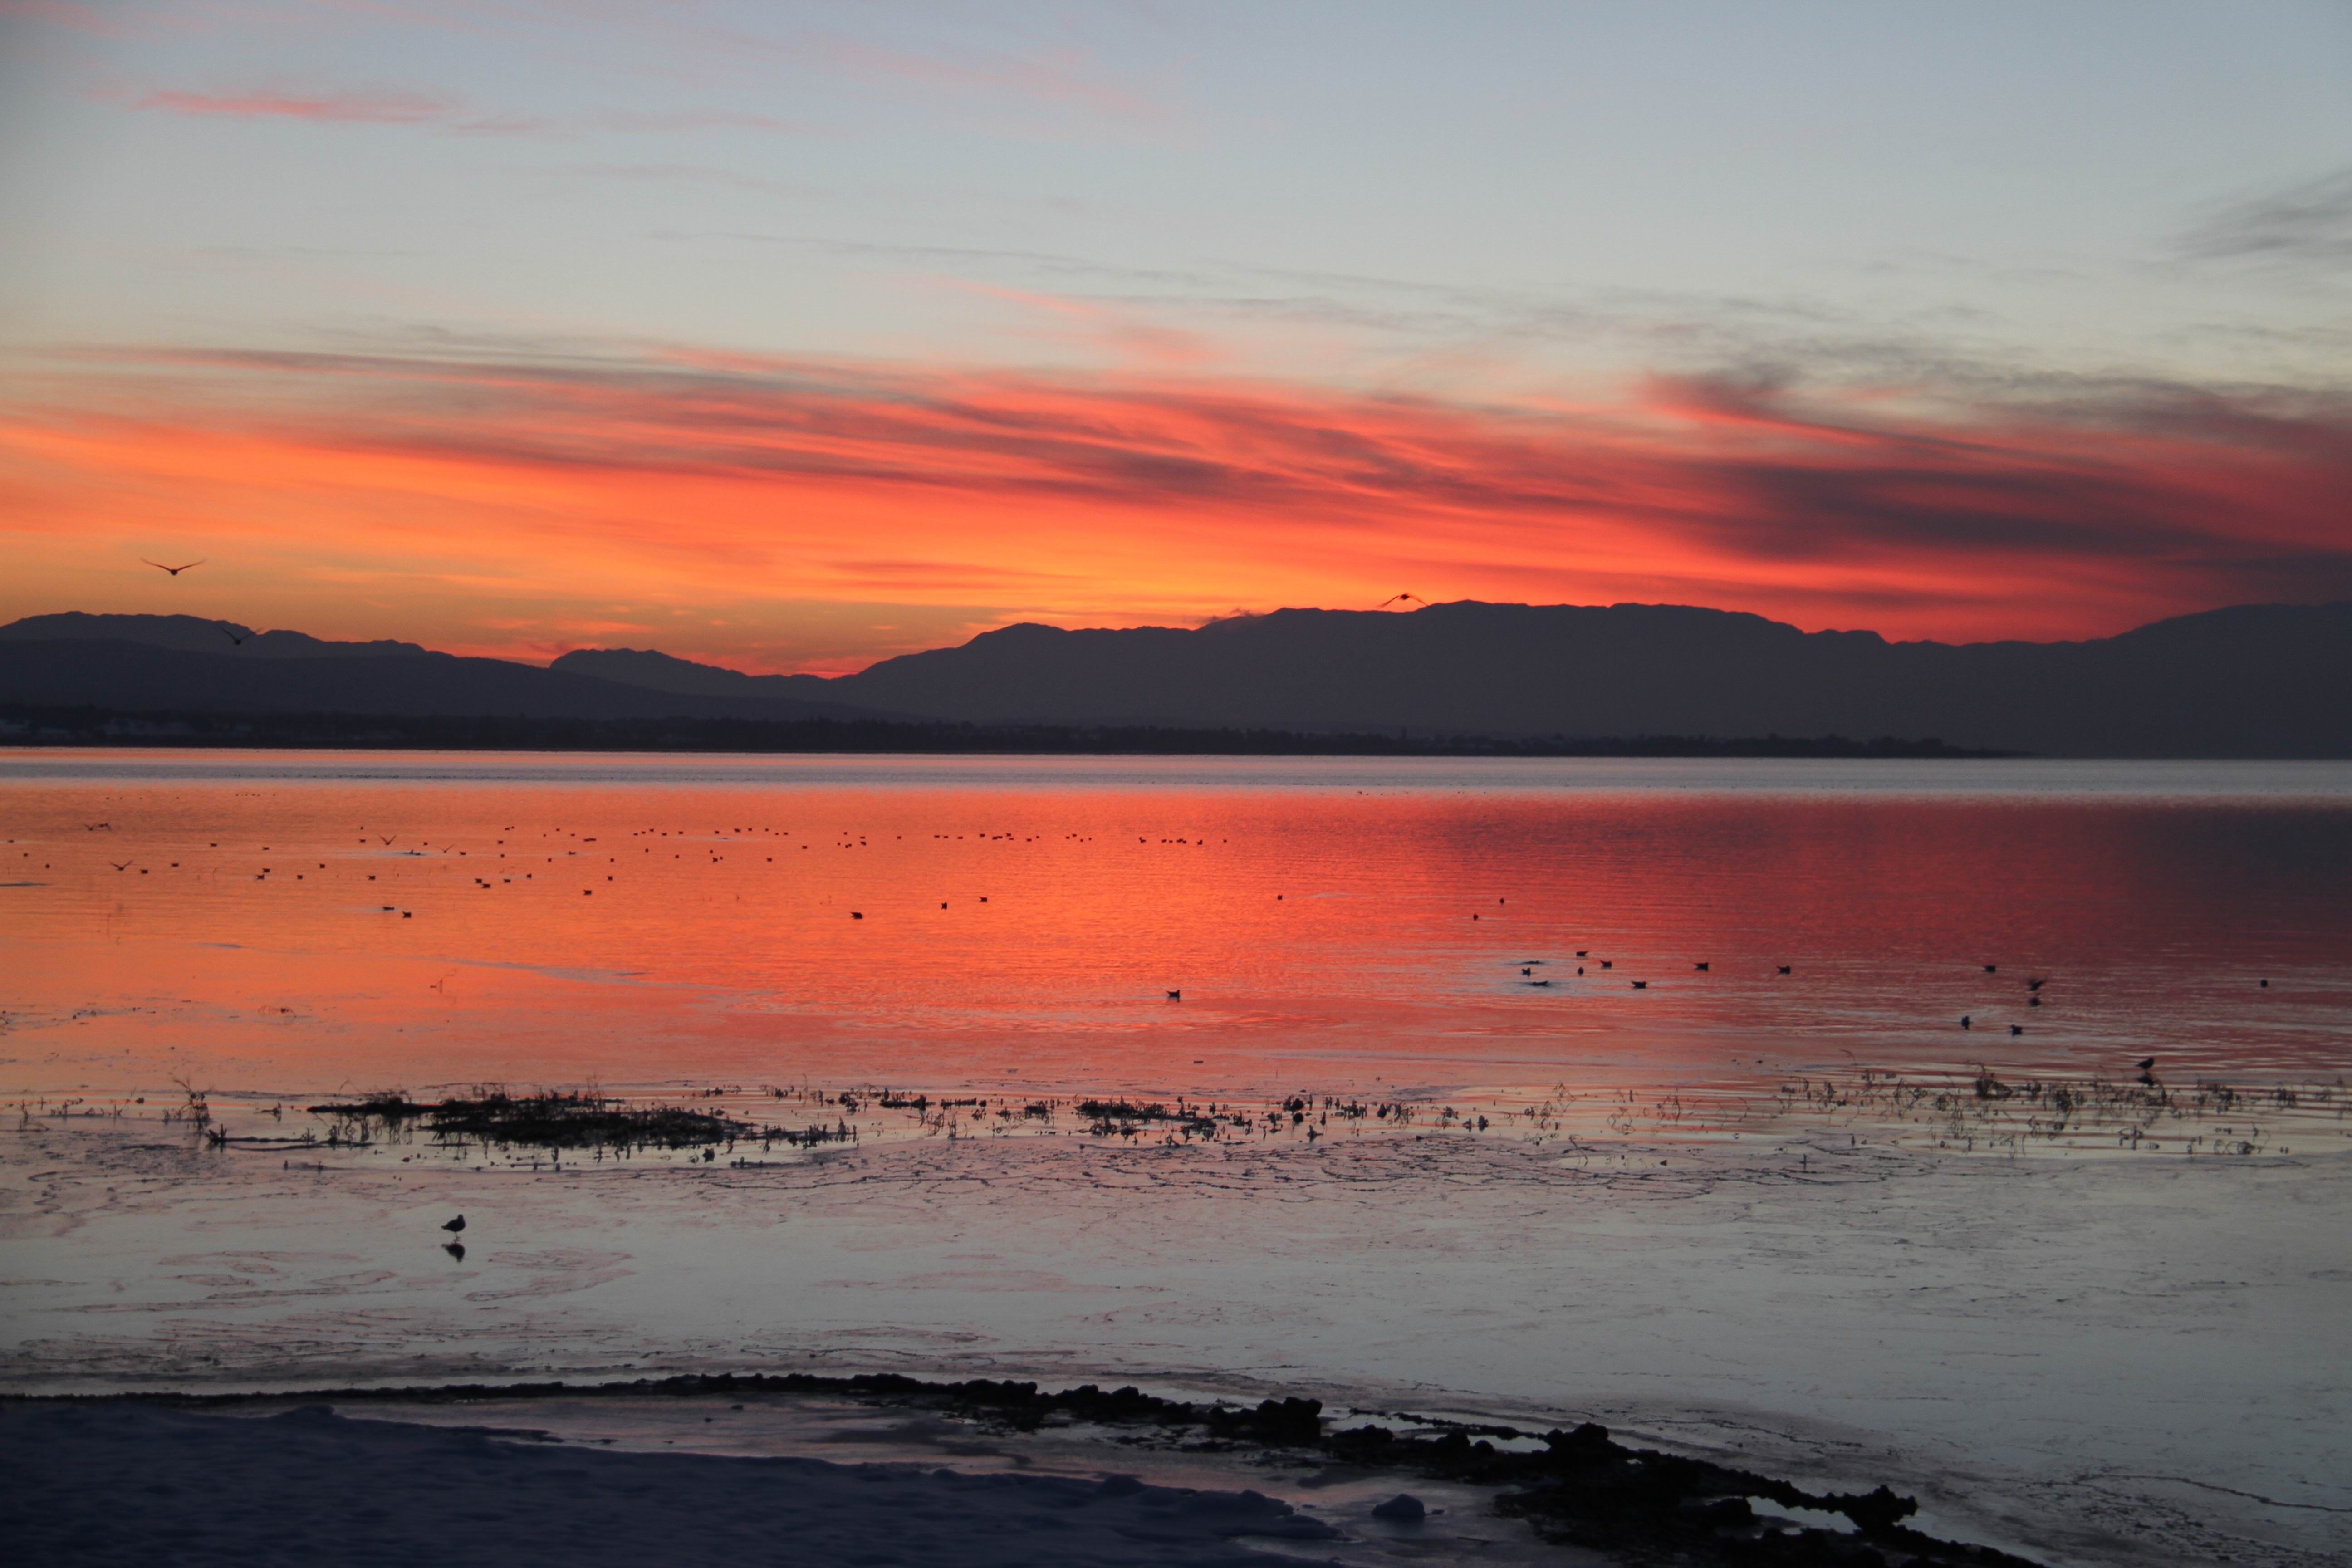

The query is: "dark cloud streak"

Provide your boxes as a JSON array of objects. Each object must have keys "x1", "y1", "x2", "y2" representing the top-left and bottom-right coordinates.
[
  {"x1": 26, "y1": 340, "x2": 2352, "y2": 624},
  {"x1": 2178, "y1": 167, "x2": 2352, "y2": 267}
]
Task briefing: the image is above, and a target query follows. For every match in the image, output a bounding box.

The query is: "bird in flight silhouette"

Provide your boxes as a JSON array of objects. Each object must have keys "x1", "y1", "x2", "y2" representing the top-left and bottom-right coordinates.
[
  {"x1": 218, "y1": 624, "x2": 250, "y2": 647},
  {"x1": 142, "y1": 558, "x2": 206, "y2": 576},
  {"x1": 1376, "y1": 592, "x2": 1426, "y2": 610}
]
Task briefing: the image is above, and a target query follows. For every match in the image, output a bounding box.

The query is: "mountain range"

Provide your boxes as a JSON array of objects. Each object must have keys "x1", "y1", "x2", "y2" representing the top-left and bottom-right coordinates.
[{"x1": 4, "y1": 601, "x2": 2347, "y2": 756}]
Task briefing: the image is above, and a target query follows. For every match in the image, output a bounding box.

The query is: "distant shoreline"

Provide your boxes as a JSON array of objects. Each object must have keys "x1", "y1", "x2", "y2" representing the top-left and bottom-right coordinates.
[{"x1": 0, "y1": 705, "x2": 2022, "y2": 759}]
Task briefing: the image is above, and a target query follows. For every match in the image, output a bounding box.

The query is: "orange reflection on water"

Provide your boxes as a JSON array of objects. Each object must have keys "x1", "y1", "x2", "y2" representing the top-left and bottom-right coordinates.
[{"x1": 3, "y1": 754, "x2": 2347, "y2": 1098}]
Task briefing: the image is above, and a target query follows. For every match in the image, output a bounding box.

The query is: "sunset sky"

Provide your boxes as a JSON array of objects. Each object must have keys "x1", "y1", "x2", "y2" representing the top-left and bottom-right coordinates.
[{"x1": 3, "y1": 1, "x2": 2348, "y2": 671}]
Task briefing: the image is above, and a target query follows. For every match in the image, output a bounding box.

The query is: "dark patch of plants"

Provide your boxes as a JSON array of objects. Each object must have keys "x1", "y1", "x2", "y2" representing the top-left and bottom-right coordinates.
[
  {"x1": 305, "y1": 1091, "x2": 750, "y2": 1151},
  {"x1": 1074, "y1": 1099, "x2": 1218, "y2": 1136}
]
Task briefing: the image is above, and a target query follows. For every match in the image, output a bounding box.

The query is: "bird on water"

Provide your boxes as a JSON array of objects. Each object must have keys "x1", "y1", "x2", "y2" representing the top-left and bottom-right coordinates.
[{"x1": 441, "y1": 1215, "x2": 466, "y2": 1234}]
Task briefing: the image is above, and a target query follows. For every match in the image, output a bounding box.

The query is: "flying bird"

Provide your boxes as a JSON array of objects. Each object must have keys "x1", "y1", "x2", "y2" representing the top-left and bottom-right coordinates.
[
  {"x1": 219, "y1": 624, "x2": 250, "y2": 647},
  {"x1": 1375, "y1": 592, "x2": 1426, "y2": 610},
  {"x1": 142, "y1": 558, "x2": 206, "y2": 576},
  {"x1": 109, "y1": 860, "x2": 133, "y2": 872}
]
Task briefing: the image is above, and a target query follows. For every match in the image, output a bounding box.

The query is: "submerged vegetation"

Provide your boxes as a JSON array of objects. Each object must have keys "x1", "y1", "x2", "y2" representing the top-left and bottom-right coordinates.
[
  {"x1": 24, "y1": 1066, "x2": 2342, "y2": 1165},
  {"x1": 305, "y1": 1090, "x2": 747, "y2": 1151},
  {"x1": 295, "y1": 1090, "x2": 854, "y2": 1156},
  {"x1": 1778, "y1": 1068, "x2": 2341, "y2": 1157}
]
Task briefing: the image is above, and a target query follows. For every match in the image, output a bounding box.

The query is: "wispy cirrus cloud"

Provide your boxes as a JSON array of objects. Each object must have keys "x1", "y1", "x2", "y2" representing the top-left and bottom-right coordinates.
[
  {"x1": 127, "y1": 88, "x2": 811, "y2": 138},
  {"x1": 798, "y1": 33, "x2": 1170, "y2": 125},
  {"x1": 4, "y1": 340, "x2": 2347, "y2": 662},
  {"x1": 2178, "y1": 167, "x2": 2352, "y2": 268},
  {"x1": 134, "y1": 88, "x2": 452, "y2": 124}
]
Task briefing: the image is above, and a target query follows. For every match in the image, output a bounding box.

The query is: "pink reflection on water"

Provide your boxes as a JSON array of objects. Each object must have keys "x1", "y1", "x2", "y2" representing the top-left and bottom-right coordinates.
[{"x1": 2, "y1": 752, "x2": 2346, "y2": 1099}]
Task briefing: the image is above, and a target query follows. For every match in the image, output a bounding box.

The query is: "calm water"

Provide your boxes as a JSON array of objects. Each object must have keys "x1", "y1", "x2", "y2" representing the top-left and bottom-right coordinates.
[
  {"x1": 9, "y1": 752, "x2": 2352, "y2": 1568},
  {"x1": 3, "y1": 751, "x2": 2348, "y2": 1100}
]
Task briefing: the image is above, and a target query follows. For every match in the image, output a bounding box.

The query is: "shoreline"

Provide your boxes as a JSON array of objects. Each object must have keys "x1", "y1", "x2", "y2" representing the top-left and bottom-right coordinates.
[
  {"x1": 7, "y1": 1117, "x2": 2346, "y2": 1565},
  {"x1": 0, "y1": 703, "x2": 2029, "y2": 759},
  {"x1": 3, "y1": 1370, "x2": 2046, "y2": 1567}
]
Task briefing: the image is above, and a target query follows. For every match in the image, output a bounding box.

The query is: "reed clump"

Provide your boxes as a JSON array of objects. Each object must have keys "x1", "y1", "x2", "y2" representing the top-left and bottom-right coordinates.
[{"x1": 305, "y1": 1089, "x2": 750, "y2": 1152}]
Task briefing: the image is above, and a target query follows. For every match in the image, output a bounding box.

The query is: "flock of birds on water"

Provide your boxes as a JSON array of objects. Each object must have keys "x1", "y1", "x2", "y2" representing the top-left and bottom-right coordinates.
[{"x1": 24, "y1": 811, "x2": 2289, "y2": 1096}]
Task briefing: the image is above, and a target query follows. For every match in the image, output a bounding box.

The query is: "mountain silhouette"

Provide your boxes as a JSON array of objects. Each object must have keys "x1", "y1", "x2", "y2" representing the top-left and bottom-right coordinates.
[
  {"x1": 5, "y1": 600, "x2": 2347, "y2": 755},
  {"x1": 2, "y1": 612, "x2": 434, "y2": 661},
  {"x1": 562, "y1": 600, "x2": 2352, "y2": 757},
  {"x1": 0, "y1": 614, "x2": 885, "y2": 724}
]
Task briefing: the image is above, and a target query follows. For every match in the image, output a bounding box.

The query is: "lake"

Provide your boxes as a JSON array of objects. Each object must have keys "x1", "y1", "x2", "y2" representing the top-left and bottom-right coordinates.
[
  {"x1": 5, "y1": 751, "x2": 2348, "y2": 1102},
  {"x1": 4, "y1": 751, "x2": 2349, "y2": 1566}
]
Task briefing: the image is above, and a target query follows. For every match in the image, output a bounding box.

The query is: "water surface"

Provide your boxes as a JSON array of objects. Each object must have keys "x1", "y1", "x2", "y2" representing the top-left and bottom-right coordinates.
[{"x1": 4, "y1": 750, "x2": 2345, "y2": 1100}]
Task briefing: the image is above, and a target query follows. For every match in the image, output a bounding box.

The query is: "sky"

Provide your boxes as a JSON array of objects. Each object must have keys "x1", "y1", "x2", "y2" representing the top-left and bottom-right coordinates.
[{"x1": 2, "y1": 1, "x2": 2348, "y2": 672}]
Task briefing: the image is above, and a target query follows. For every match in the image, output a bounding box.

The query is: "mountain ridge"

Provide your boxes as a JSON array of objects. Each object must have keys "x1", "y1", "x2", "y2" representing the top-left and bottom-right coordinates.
[{"x1": 5, "y1": 599, "x2": 2347, "y2": 756}]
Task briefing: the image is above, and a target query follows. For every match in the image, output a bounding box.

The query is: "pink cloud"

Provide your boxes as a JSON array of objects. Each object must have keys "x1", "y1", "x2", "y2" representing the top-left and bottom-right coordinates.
[
  {"x1": 7, "y1": 342, "x2": 2348, "y2": 647},
  {"x1": 798, "y1": 33, "x2": 1171, "y2": 124},
  {"x1": 134, "y1": 88, "x2": 450, "y2": 124}
]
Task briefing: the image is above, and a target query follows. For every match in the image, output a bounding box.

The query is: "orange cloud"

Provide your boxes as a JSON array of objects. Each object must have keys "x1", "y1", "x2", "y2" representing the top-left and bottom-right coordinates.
[{"x1": 4, "y1": 343, "x2": 2347, "y2": 668}]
